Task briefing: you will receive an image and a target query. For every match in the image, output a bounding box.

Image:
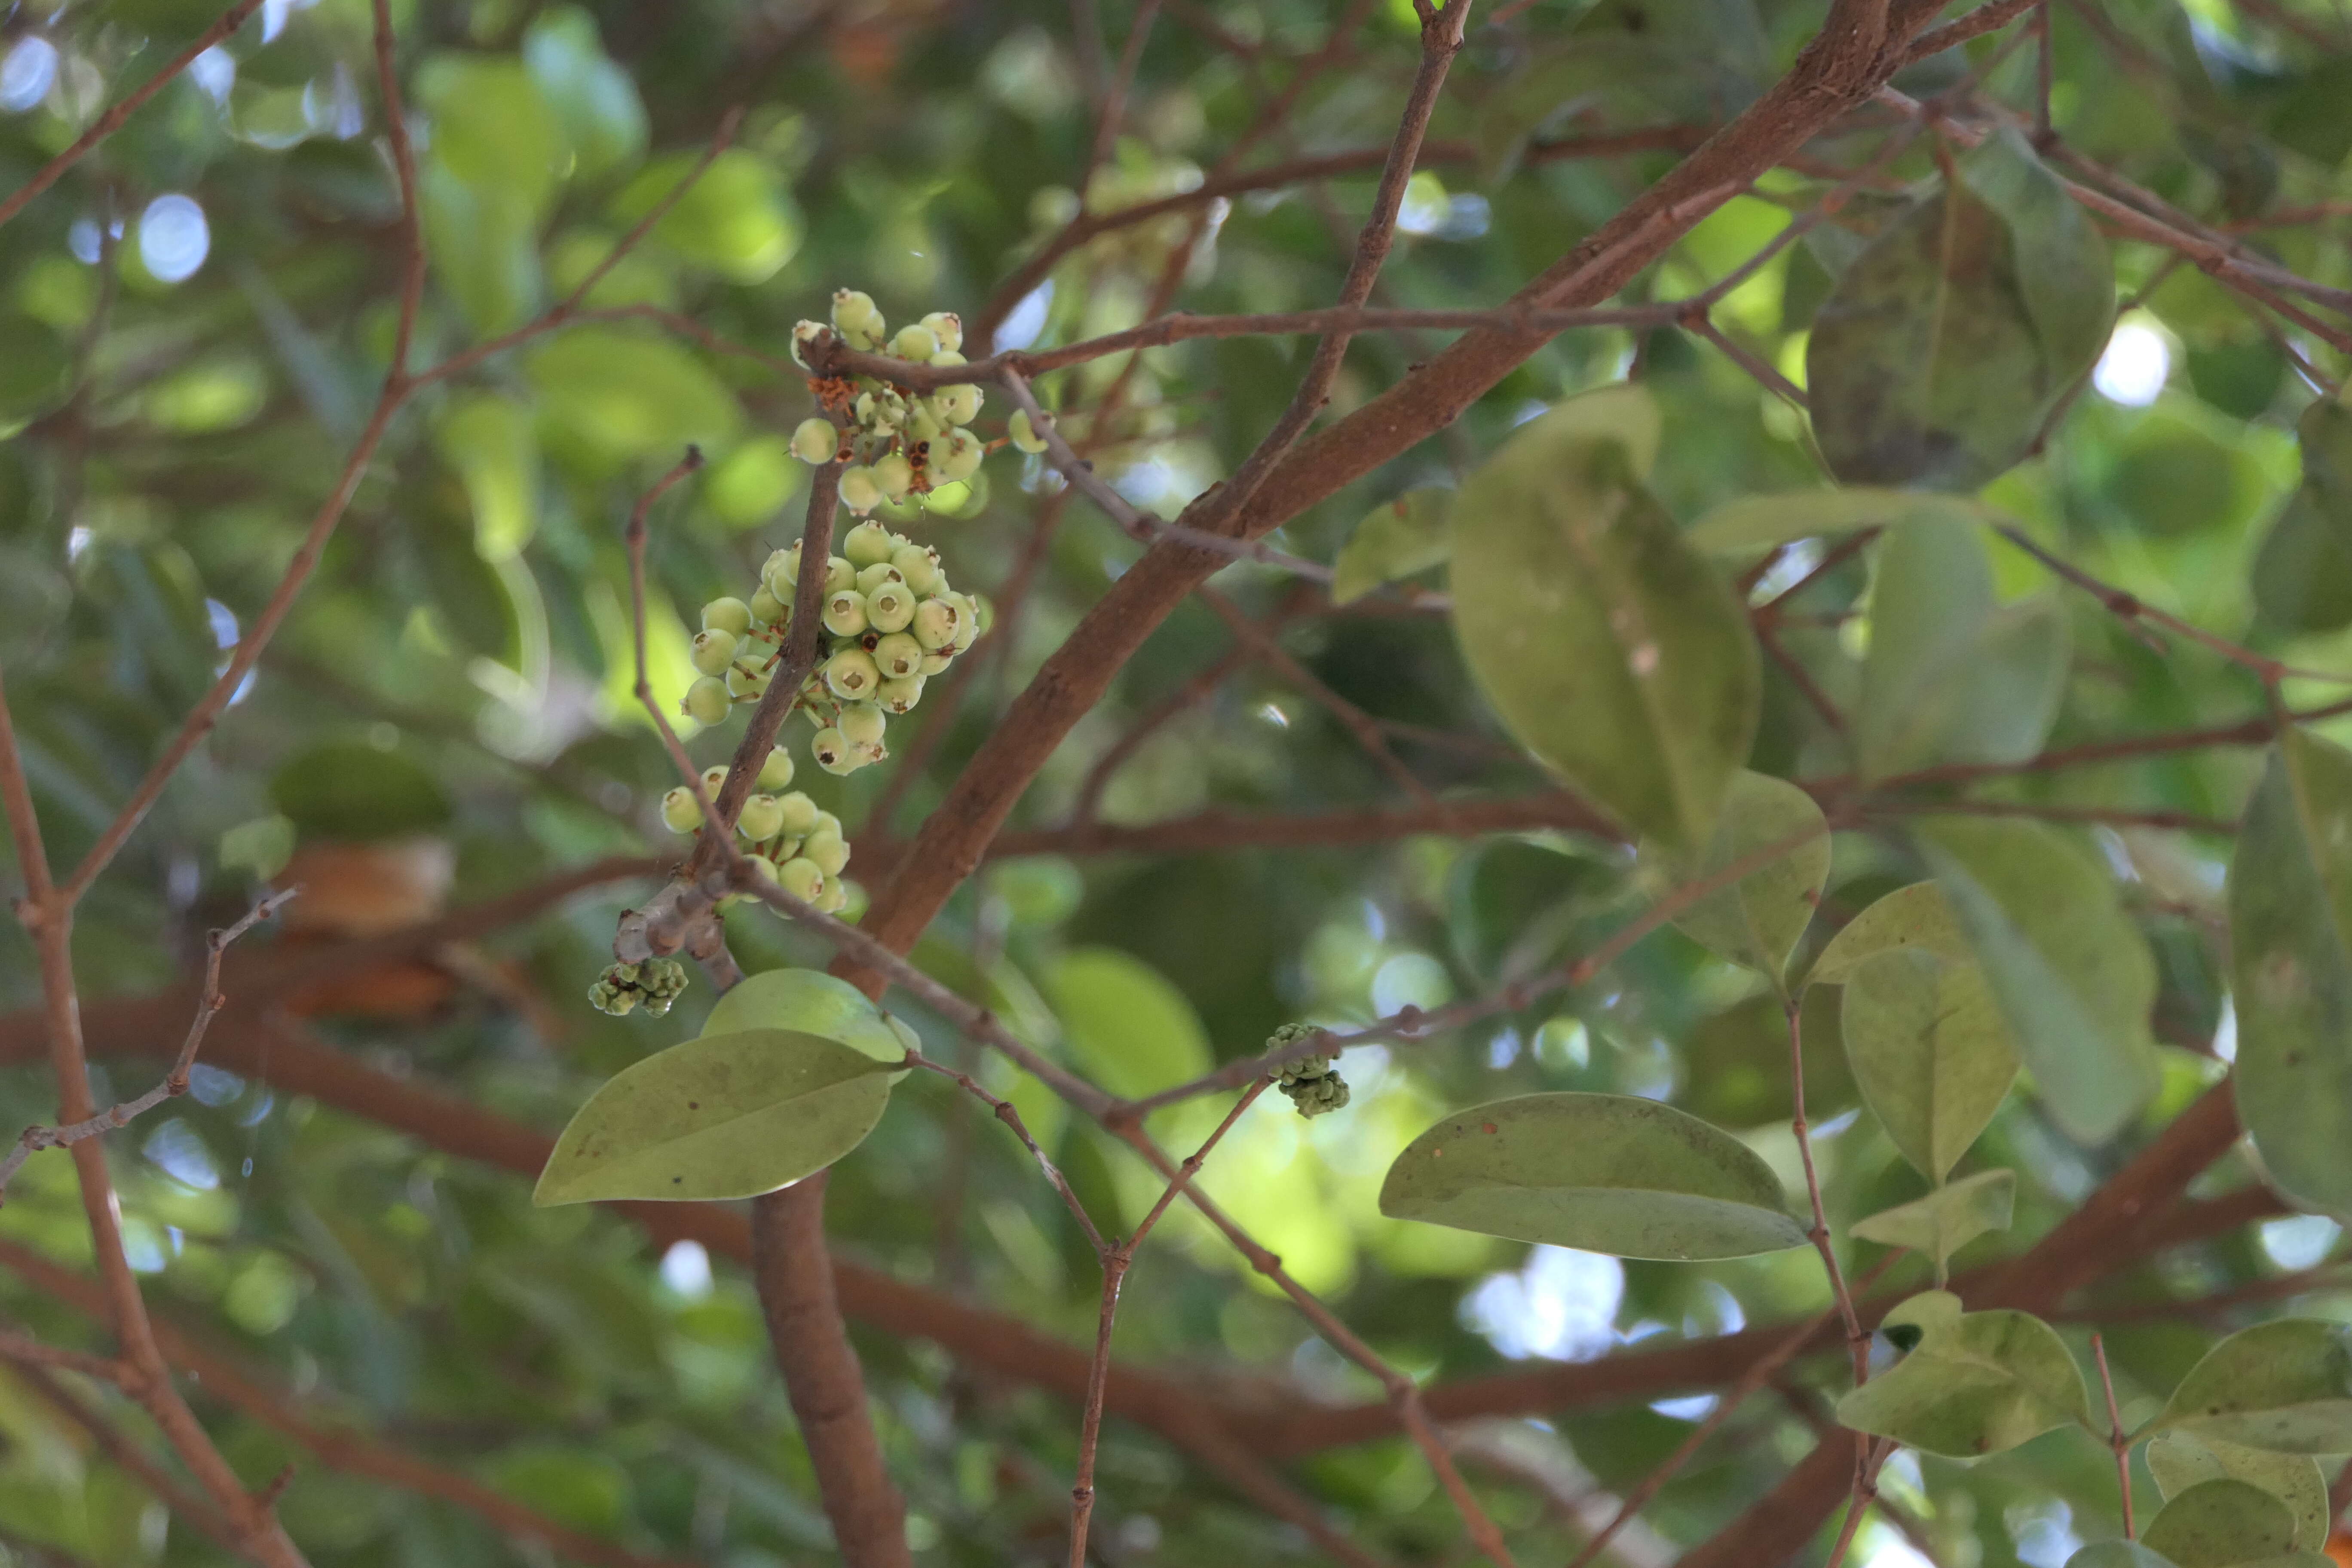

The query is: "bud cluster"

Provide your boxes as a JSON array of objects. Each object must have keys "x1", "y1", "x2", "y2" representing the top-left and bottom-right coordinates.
[
  {"x1": 1265, "y1": 1022, "x2": 1351, "y2": 1119},
  {"x1": 659, "y1": 749, "x2": 854, "y2": 915},
  {"x1": 588, "y1": 958, "x2": 690, "y2": 1018}
]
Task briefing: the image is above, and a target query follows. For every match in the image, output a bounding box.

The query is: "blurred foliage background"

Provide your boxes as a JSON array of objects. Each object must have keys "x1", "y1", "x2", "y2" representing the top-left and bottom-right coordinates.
[{"x1": 0, "y1": 0, "x2": 2349, "y2": 1563}]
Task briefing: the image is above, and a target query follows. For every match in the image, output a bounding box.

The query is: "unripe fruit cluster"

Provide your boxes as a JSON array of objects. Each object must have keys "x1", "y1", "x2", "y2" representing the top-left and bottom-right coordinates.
[
  {"x1": 588, "y1": 958, "x2": 689, "y2": 1018},
  {"x1": 659, "y1": 751, "x2": 853, "y2": 915},
  {"x1": 677, "y1": 521, "x2": 988, "y2": 785},
  {"x1": 790, "y1": 291, "x2": 990, "y2": 515},
  {"x1": 1265, "y1": 1022, "x2": 1351, "y2": 1119}
]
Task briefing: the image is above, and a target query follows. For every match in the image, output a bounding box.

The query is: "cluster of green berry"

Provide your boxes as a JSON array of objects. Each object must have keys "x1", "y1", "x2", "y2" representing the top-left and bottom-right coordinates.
[
  {"x1": 787, "y1": 289, "x2": 1052, "y2": 515},
  {"x1": 658, "y1": 747, "x2": 854, "y2": 912},
  {"x1": 1265, "y1": 1023, "x2": 1352, "y2": 1118},
  {"x1": 678, "y1": 518, "x2": 987, "y2": 779},
  {"x1": 588, "y1": 958, "x2": 689, "y2": 1017}
]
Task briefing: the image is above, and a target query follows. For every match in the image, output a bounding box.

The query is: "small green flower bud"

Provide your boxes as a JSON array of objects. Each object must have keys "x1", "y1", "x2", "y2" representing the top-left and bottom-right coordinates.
[
  {"x1": 921, "y1": 312, "x2": 963, "y2": 353},
  {"x1": 660, "y1": 786, "x2": 702, "y2": 833},
  {"x1": 892, "y1": 323, "x2": 940, "y2": 362},
  {"x1": 822, "y1": 588, "x2": 870, "y2": 638},
  {"x1": 691, "y1": 628, "x2": 738, "y2": 677},
  {"x1": 777, "y1": 791, "x2": 821, "y2": 836},
  {"x1": 589, "y1": 975, "x2": 637, "y2": 1015},
  {"x1": 839, "y1": 466, "x2": 883, "y2": 514},
  {"x1": 890, "y1": 543, "x2": 943, "y2": 596},
  {"x1": 919, "y1": 651, "x2": 955, "y2": 676},
  {"x1": 758, "y1": 747, "x2": 795, "y2": 790},
  {"x1": 778, "y1": 855, "x2": 826, "y2": 903},
  {"x1": 792, "y1": 417, "x2": 839, "y2": 466},
  {"x1": 726, "y1": 662, "x2": 769, "y2": 700},
  {"x1": 1009, "y1": 408, "x2": 1051, "y2": 454},
  {"x1": 937, "y1": 384, "x2": 983, "y2": 426},
  {"x1": 748, "y1": 587, "x2": 787, "y2": 626},
  {"x1": 911, "y1": 597, "x2": 962, "y2": 652},
  {"x1": 867, "y1": 582, "x2": 916, "y2": 634},
  {"x1": 878, "y1": 673, "x2": 925, "y2": 714},
  {"x1": 738, "y1": 793, "x2": 787, "y2": 841},
  {"x1": 811, "y1": 727, "x2": 849, "y2": 773},
  {"x1": 854, "y1": 561, "x2": 904, "y2": 596},
  {"x1": 831, "y1": 288, "x2": 881, "y2": 335},
  {"x1": 838, "y1": 701, "x2": 888, "y2": 746},
  {"x1": 683, "y1": 676, "x2": 731, "y2": 726},
  {"x1": 873, "y1": 453, "x2": 914, "y2": 503},
  {"x1": 824, "y1": 647, "x2": 882, "y2": 700},
  {"x1": 873, "y1": 631, "x2": 925, "y2": 680},
  {"x1": 703, "y1": 597, "x2": 753, "y2": 637},
  {"x1": 936, "y1": 426, "x2": 984, "y2": 483},
  {"x1": 824, "y1": 555, "x2": 858, "y2": 592},
  {"x1": 802, "y1": 827, "x2": 851, "y2": 876}
]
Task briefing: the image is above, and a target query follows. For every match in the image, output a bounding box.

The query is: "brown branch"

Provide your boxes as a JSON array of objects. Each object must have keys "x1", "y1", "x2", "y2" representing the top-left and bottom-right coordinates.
[
  {"x1": 977, "y1": 793, "x2": 1624, "y2": 864},
  {"x1": 0, "y1": 0, "x2": 269, "y2": 231}
]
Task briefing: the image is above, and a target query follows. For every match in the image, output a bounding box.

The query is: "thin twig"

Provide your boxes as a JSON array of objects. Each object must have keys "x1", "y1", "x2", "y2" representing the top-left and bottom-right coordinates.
[{"x1": 2093, "y1": 1333, "x2": 2135, "y2": 1537}]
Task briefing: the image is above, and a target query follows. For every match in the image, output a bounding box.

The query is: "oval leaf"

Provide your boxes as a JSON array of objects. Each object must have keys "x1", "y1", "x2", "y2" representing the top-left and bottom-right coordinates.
[
  {"x1": 1834, "y1": 1302, "x2": 2092, "y2": 1458},
  {"x1": 1849, "y1": 1167, "x2": 2016, "y2": 1265},
  {"x1": 1807, "y1": 127, "x2": 2112, "y2": 490},
  {"x1": 1451, "y1": 385, "x2": 1759, "y2": 852},
  {"x1": 1646, "y1": 769, "x2": 1830, "y2": 981},
  {"x1": 1686, "y1": 488, "x2": 2001, "y2": 554},
  {"x1": 1333, "y1": 488, "x2": 1452, "y2": 603},
  {"x1": 1807, "y1": 880, "x2": 1976, "y2": 988},
  {"x1": 1378, "y1": 1092, "x2": 1809, "y2": 1261},
  {"x1": 1915, "y1": 818, "x2": 2161, "y2": 1143},
  {"x1": 2156, "y1": 1320, "x2": 2352, "y2": 1453},
  {"x1": 701, "y1": 966, "x2": 911, "y2": 1070},
  {"x1": 2147, "y1": 1431, "x2": 2331, "y2": 1549},
  {"x1": 2228, "y1": 731, "x2": 2352, "y2": 1216},
  {"x1": 534, "y1": 1028, "x2": 894, "y2": 1205},
  {"x1": 1841, "y1": 948, "x2": 2020, "y2": 1182},
  {"x1": 2142, "y1": 1479, "x2": 2298, "y2": 1568}
]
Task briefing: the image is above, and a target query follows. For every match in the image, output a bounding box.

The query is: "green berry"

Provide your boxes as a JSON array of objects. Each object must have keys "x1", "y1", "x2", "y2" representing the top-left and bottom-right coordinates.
[
  {"x1": 792, "y1": 417, "x2": 838, "y2": 465},
  {"x1": 727, "y1": 662, "x2": 769, "y2": 700},
  {"x1": 873, "y1": 631, "x2": 925, "y2": 680},
  {"x1": 822, "y1": 588, "x2": 870, "y2": 638},
  {"x1": 838, "y1": 701, "x2": 888, "y2": 746},
  {"x1": 683, "y1": 676, "x2": 731, "y2": 726},
  {"x1": 921, "y1": 312, "x2": 963, "y2": 353},
  {"x1": 930, "y1": 349, "x2": 967, "y2": 370},
  {"x1": 777, "y1": 791, "x2": 821, "y2": 836},
  {"x1": 831, "y1": 288, "x2": 881, "y2": 336},
  {"x1": 748, "y1": 587, "x2": 787, "y2": 626},
  {"x1": 892, "y1": 323, "x2": 940, "y2": 362},
  {"x1": 812, "y1": 809, "x2": 844, "y2": 839},
  {"x1": 824, "y1": 647, "x2": 881, "y2": 700},
  {"x1": 890, "y1": 544, "x2": 943, "y2": 595},
  {"x1": 703, "y1": 597, "x2": 753, "y2": 637},
  {"x1": 758, "y1": 747, "x2": 795, "y2": 790},
  {"x1": 701, "y1": 766, "x2": 732, "y2": 796},
  {"x1": 744, "y1": 852, "x2": 781, "y2": 886},
  {"x1": 839, "y1": 466, "x2": 882, "y2": 513},
  {"x1": 817, "y1": 877, "x2": 851, "y2": 915},
  {"x1": 846, "y1": 738, "x2": 887, "y2": 770},
  {"x1": 873, "y1": 453, "x2": 914, "y2": 503},
  {"x1": 1009, "y1": 408, "x2": 1051, "y2": 454},
  {"x1": 854, "y1": 561, "x2": 904, "y2": 596},
  {"x1": 691, "y1": 628, "x2": 738, "y2": 677},
  {"x1": 878, "y1": 673, "x2": 925, "y2": 713},
  {"x1": 936, "y1": 426, "x2": 983, "y2": 483},
  {"x1": 738, "y1": 793, "x2": 786, "y2": 841},
  {"x1": 802, "y1": 828, "x2": 851, "y2": 876},
  {"x1": 811, "y1": 727, "x2": 849, "y2": 772},
  {"x1": 906, "y1": 400, "x2": 947, "y2": 442},
  {"x1": 824, "y1": 555, "x2": 858, "y2": 592},
  {"x1": 911, "y1": 597, "x2": 962, "y2": 652},
  {"x1": 767, "y1": 543, "x2": 802, "y2": 590},
  {"x1": 660, "y1": 786, "x2": 702, "y2": 833},
  {"x1": 937, "y1": 384, "x2": 983, "y2": 426},
  {"x1": 778, "y1": 855, "x2": 826, "y2": 903},
  {"x1": 919, "y1": 651, "x2": 954, "y2": 676},
  {"x1": 866, "y1": 583, "x2": 915, "y2": 634}
]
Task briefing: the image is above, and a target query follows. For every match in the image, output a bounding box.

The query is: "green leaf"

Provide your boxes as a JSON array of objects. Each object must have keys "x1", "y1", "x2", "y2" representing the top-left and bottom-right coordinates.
[
  {"x1": 1685, "y1": 488, "x2": 2001, "y2": 554},
  {"x1": 435, "y1": 392, "x2": 540, "y2": 562},
  {"x1": 1914, "y1": 818, "x2": 2160, "y2": 1144},
  {"x1": 1807, "y1": 127, "x2": 2113, "y2": 490},
  {"x1": 2147, "y1": 1432, "x2": 2331, "y2": 1549},
  {"x1": 1854, "y1": 516, "x2": 2069, "y2": 783},
  {"x1": 421, "y1": 165, "x2": 545, "y2": 337},
  {"x1": 270, "y1": 741, "x2": 453, "y2": 841},
  {"x1": 1044, "y1": 947, "x2": 1212, "y2": 1099},
  {"x1": 2251, "y1": 494, "x2": 2352, "y2": 637},
  {"x1": 1332, "y1": 488, "x2": 1451, "y2": 603},
  {"x1": 1645, "y1": 769, "x2": 1829, "y2": 981},
  {"x1": 611, "y1": 150, "x2": 802, "y2": 286},
  {"x1": 1378, "y1": 1092, "x2": 1810, "y2": 1261},
  {"x1": 1805, "y1": 880, "x2": 1975, "y2": 989},
  {"x1": 0, "y1": 317, "x2": 74, "y2": 426},
  {"x1": 522, "y1": 6, "x2": 648, "y2": 179},
  {"x1": 2156, "y1": 1320, "x2": 2352, "y2": 1452},
  {"x1": 1677, "y1": 986, "x2": 1853, "y2": 1130},
  {"x1": 534, "y1": 1028, "x2": 894, "y2": 1205},
  {"x1": 2141, "y1": 1479, "x2": 2299, "y2": 1568},
  {"x1": 218, "y1": 816, "x2": 297, "y2": 882},
  {"x1": 2065, "y1": 1546, "x2": 2179, "y2": 1568},
  {"x1": 526, "y1": 328, "x2": 742, "y2": 465},
  {"x1": 1449, "y1": 384, "x2": 1758, "y2": 851},
  {"x1": 1841, "y1": 948, "x2": 2019, "y2": 1181},
  {"x1": 1849, "y1": 1167, "x2": 2015, "y2": 1264},
  {"x1": 1834, "y1": 1296, "x2": 2091, "y2": 1457},
  {"x1": 413, "y1": 55, "x2": 567, "y2": 218},
  {"x1": 701, "y1": 967, "x2": 914, "y2": 1076},
  {"x1": 2230, "y1": 732, "x2": 2352, "y2": 1216}
]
